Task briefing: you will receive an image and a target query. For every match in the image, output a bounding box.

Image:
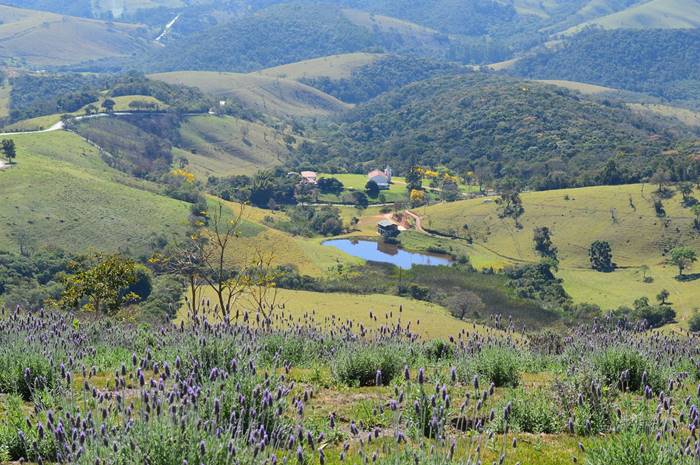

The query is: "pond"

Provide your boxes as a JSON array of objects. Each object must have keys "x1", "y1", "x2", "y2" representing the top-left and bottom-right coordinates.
[{"x1": 323, "y1": 239, "x2": 453, "y2": 270}]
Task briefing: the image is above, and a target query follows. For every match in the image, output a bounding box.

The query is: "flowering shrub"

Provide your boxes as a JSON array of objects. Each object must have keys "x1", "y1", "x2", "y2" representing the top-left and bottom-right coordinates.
[{"x1": 0, "y1": 306, "x2": 698, "y2": 465}]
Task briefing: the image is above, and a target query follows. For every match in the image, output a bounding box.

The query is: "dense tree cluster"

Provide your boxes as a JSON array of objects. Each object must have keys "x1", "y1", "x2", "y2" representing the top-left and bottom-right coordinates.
[
  {"x1": 511, "y1": 28, "x2": 700, "y2": 109},
  {"x1": 8, "y1": 73, "x2": 103, "y2": 123},
  {"x1": 301, "y1": 55, "x2": 470, "y2": 104}
]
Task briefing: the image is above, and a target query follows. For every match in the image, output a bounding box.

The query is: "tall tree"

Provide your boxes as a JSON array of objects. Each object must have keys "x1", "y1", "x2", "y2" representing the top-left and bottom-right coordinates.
[
  {"x1": 197, "y1": 203, "x2": 247, "y2": 321},
  {"x1": 1, "y1": 139, "x2": 16, "y2": 164},
  {"x1": 533, "y1": 227, "x2": 558, "y2": 260},
  {"x1": 589, "y1": 241, "x2": 614, "y2": 272},
  {"x1": 58, "y1": 254, "x2": 139, "y2": 314},
  {"x1": 669, "y1": 247, "x2": 697, "y2": 277}
]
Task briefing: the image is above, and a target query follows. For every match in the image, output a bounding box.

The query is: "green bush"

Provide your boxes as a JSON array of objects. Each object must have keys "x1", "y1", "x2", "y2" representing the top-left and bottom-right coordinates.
[
  {"x1": 470, "y1": 348, "x2": 521, "y2": 388},
  {"x1": 423, "y1": 339, "x2": 454, "y2": 361},
  {"x1": 0, "y1": 351, "x2": 56, "y2": 401},
  {"x1": 333, "y1": 345, "x2": 403, "y2": 387},
  {"x1": 497, "y1": 388, "x2": 562, "y2": 433},
  {"x1": 689, "y1": 312, "x2": 700, "y2": 332},
  {"x1": 592, "y1": 348, "x2": 660, "y2": 392}
]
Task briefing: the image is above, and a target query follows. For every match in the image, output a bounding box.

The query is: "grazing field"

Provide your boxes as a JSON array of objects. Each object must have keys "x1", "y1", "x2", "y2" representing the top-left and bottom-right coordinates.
[
  {"x1": 535, "y1": 79, "x2": 619, "y2": 95},
  {"x1": 562, "y1": 0, "x2": 700, "y2": 33},
  {"x1": 218, "y1": 200, "x2": 358, "y2": 277},
  {"x1": 0, "y1": 131, "x2": 190, "y2": 255},
  {"x1": 178, "y1": 287, "x2": 496, "y2": 340},
  {"x1": 177, "y1": 115, "x2": 291, "y2": 178},
  {"x1": 150, "y1": 71, "x2": 350, "y2": 118},
  {"x1": 628, "y1": 103, "x2": 700, "y2": 127},
  {"x1": 0, "y1": 4, "x2": 150, "y2": 66},
  {"x1": 256, "y1": 52, "x2": 384, "y2": 81},
  {"x1": 421, "y1": 184, "x2": 700, "y2": 321}
]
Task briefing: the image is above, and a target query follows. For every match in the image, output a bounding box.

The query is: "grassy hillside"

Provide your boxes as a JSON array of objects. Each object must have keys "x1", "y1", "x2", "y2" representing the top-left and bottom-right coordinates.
[
  {"x1": 298, "y1": 74, "x2": 679, "y2": 187},
  {"x1": 628, "y1": 103, "x2": 700, "y2": 128},
  {"x1": 562, "y1": 0, "x2": 700, "y2": 33},
  {"x1": 420, "y1": 184, "x2": 700, "y2": 321},
  {"x1": 534, "y1": 79, "x2": 618, "y2": 95},
  {"x1": 178, "y1": 287, "x2": 496, "y2": 340},
  {"x1": 150, "y1": 71, "x2": 350, "y2": 118},
  {"x1": 177, "y1": 115, "x2": 291, "y2": 178},
  {"x1": 256, "y1": 52, "x2": 384, "y2": 80},
  {"x1": 0, "y1": 131, "x2": 190, "y2": 255},
  {"x1": 512, "y1": 28, "x2": 700, "y2": 109},
  {"x1": 217, "y1": 200, "x2": 357, "y2": 277},
  {"x1": 0, "y1": 5, "x2": 151, "y2": 67}
]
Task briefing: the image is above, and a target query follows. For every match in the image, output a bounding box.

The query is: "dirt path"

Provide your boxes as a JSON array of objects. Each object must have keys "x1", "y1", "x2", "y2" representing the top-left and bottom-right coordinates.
[{"x1": 0, "y1": 159, "x2": 7, "y2": 170}]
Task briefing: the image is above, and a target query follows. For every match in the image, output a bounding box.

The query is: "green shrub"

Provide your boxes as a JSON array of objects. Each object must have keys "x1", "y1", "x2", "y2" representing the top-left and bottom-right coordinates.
[
  {"x1": 0, "y1": 351, "x2": 56, "y2": 401},
  {"x1": 333, "y1": 345, "x2": 403, "y2": 387},
  {"x1": 496, "y1": 388, "x2": 562, "y2": 433},
  {"x1": 592, "y1": 348, "x2": 660, "y2": 392},
  {"x1": 469, "y1": 348, "x2": 521, "y2": 388},
  {"x1": 0, "y1": 394, "x2": 56, "y2": 461},
  {"x1": 689, "y1": 312, "x2": 700, "y2": 332},
  {"x1": 423, "y1": 339, "x2": 454, "y2": 361}
]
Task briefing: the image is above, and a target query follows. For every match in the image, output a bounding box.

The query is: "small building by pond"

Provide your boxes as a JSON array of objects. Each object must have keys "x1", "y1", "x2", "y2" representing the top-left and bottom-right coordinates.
[{"x1": 378, "y1": 220, "x2": 399, "y2": 238}]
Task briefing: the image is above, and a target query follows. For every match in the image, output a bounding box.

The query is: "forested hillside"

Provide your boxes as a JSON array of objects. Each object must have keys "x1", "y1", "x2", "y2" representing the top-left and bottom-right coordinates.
[
  {"x1": 512, "y1": 28, "x2": 700, "y2": 109},
  {"x1": 140, "y1": 3, "x2": 513, "y2": 73},
  {"x1": 296, "y1": 74, "x2": 685, "y2": 188},
  {"x1": 300, "y1": 55, "x2": 469, "y2": 103}
]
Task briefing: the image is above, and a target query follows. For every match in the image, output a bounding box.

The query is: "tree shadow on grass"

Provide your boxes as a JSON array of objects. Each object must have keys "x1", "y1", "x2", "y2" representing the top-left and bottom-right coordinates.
[{"x1": 675, "y1": 273, "x2": 700, "y2": 282}]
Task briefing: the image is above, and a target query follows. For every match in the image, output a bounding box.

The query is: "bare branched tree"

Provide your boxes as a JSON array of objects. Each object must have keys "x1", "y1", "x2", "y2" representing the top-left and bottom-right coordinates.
[
  {"x1": 198, "y1": 203, "x2": 247, "y2": 322},
  {"x1": 244, "y1": 249, "x2": 281, "y2": 327}
]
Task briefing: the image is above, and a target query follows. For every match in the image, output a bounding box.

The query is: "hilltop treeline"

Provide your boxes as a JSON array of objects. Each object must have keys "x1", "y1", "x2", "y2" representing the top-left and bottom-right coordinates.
[
  {"x1": 6, "y1": 72, "x2": 212, "y2": 124},
  {"x1": 512, "y1": 28, "x2": 700, "y2": 109},
  {"x1": 8, "y1": 73, "x2": 104, "y2": 123},
  {"x1": 301, "y1": 55, "x2": 470, "y2": 103},
  {"x1": 296, "y1": 74, "x2": 685, "y2": 189}
]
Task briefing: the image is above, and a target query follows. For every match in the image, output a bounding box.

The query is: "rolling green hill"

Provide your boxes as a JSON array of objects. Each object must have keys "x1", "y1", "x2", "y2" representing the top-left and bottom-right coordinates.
[
  {"x1": 0, "y1": 5, "x2": 151, "y2": 67},
  {"x1": 176, "y1": 115, "x2": 293, "y2": 178},
  {"x1": 0, "y1": 130, "x2": 190, "y2": 256},
  {"x1": 297, "y1": 74, "x2": 681, "y2": 188},
  {"x1": 256, "y1": 52, "x2": 385, "y2": 81},
  {"x1": 562, "y1": 0, "x2": 700, "y2": 33},
  {"x1": 150, "y1": 71, "x2": 350, "y2": 118},
  {"x1": 420, "y1": 183, "x2": 700, "y2": 322}
]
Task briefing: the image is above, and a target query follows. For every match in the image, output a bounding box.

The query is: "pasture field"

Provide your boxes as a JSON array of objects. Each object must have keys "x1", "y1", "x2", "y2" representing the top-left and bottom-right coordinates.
[
  {"x1": 219, "y1": 200, "x2": 358, "y2": 276},
  {"x1": 177, "y1": 115, "x2": 290, "y2": 178},
  {"x1": 0, "y1": 4, "x2": 149, "y2": 66},
  {"x1": 150, "y1": 71, "x2": 350, "y2": 118},
  {"x1": 256, "y1": 52, "x2": 384, "y2": 80},
  {"x1": 562, "y1": 0, "x2": 700, "y2": 33},
  {"x1": 0, "y1": 130, "x2": 190, "y2": 255},
  {"x1": 420, "y1": 184, "x2": 700, "y2": 322},
  {"x1": 1, "y1": 95, "x2": 170, "y2": 132},
  {"x1": 178, "y1": 287, "x2": 498, "y2": 340},
  {"x1": 315, "y1": 173, "x2": 477, "y2": 205}
]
